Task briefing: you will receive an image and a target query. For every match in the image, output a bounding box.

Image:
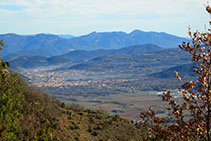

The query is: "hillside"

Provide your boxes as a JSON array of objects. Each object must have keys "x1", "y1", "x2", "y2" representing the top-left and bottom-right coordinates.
[
  {"x1": 59, "y1": 49, "x2": 115, "y2": 62},
  {"x1": 69, "y1": 48, "x2": 192, "y2": 74},
  {"x1": 112, "y1": 44, "x2": 163, "y2": 54},
  {"x1": 20, "y1": 83, "x2": 144, "y2": 140},
  {"x1": 8, "y1": 56, "x2": 73, "y2": 69},
  {"x1": 149, "y1": 63, "x2": 196, "y2": 78}
]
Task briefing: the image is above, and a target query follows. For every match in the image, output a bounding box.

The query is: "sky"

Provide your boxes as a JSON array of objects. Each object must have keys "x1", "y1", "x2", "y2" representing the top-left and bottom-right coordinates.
[{"x1": 0, "y1": 0, "x2": 209, "y2": 37}]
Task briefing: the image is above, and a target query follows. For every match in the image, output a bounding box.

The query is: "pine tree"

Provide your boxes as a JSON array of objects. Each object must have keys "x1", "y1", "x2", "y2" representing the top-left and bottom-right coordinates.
[{"x1": 0, "y1": 40, "x2": 23, "y2": 140}]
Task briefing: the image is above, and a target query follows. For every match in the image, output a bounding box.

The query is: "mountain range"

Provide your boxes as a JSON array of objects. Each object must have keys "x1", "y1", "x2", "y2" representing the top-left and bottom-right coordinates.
[
  {"x1": 68, "y1": 48, "x2": 192, "y2": 78},
  {"x1": 8, "y1": 43, "x2": 193, "y2": 83},
  {"x1": 0, "y1": 30, "x2": 188, "y2": 59},
  {"x1": 8, "y1": 44, "x2": 163, "y2": 69},
  {"x1": 70, "y1": 30, "x2": 188, "y2": 50}
]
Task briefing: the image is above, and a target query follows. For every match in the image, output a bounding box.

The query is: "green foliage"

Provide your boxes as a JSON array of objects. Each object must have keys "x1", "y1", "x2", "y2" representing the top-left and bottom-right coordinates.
[
  {"x1": 0, "y1": 40, "x2": 4, "y2": 51},
  {"x1": 32, "y1": 121, "x2": 54, "y2": 141},
  {"x1": 61, "y1": 102, "x2": 65, "y2": 108},
  {"x1": 0, "y1": 42, "x2": 23, "y2": 140}
]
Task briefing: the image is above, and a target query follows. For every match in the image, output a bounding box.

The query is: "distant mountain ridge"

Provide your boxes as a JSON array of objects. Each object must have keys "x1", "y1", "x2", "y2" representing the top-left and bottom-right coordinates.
[
  {"x1": 0, "y1": 30, "x2": 188, "y2": 58},
  {"x1": 68, "y1": 48, "x2": 192, "y2": 74},
  {"x1": 8, "y1": 44, "x2": 163, "y2": 69},
  {"x1": 68, "y1": 30, "x2": 188, "y2": 50},
  {"x1": 1, "y1": 33, "x2": 74, "y2": 58}
]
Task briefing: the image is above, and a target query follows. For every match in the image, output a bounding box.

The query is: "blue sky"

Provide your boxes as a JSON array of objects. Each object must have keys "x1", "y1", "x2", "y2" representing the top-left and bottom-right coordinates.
[{"x1": 0, "y1": 0, "x2": 209, "y2": 37}]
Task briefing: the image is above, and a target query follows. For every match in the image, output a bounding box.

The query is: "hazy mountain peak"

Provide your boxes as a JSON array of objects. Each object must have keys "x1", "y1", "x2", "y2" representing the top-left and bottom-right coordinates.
[
  {"x1": 129, "y1": 30, "x2": 144, "y2": 35},
  {"x1": 1, "y1": 33, "x2": 20, "y2": 38},
  {"x1": 34, "y1": 33, "x2": 59, "y2": 38},
  {"x1": 89, "y1": 31, "x2": 97, "y2": 35}
]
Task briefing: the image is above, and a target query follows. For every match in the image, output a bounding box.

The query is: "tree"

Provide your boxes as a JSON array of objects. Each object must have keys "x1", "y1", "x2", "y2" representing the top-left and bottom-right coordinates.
[
  {"x1": 0, "y1": 40, "x2": 23, "y2": 140},
  {"x1": 139, "y1": 5, "x2": 211, "y2": 140},
  {"x1": 0, "y1": 40, "x2": 4, "y2": 50}
]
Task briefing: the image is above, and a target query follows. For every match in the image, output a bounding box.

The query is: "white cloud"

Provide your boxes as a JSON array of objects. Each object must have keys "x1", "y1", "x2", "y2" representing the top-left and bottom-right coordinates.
[
  {"x1": 0, "y1": 0, "x2": 209, "y2": 36},
  {"x1": 0, "y1": 0, "x2": 204, "y2": 16},
  {"x1": 0, "y1": 0, "x2": 31, "y2": 7}
]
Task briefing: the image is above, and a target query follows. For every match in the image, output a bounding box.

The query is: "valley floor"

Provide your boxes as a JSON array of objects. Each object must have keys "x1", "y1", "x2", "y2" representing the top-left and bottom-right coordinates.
[{"x1": 16, "y1": 66, "x2": 184, "y2": 119}]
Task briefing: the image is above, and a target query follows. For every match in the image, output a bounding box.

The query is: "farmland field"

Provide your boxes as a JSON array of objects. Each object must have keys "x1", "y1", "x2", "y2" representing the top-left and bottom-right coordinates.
[{"x1": 64, "y1": 91, "x2": 168, "y2": 119}]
